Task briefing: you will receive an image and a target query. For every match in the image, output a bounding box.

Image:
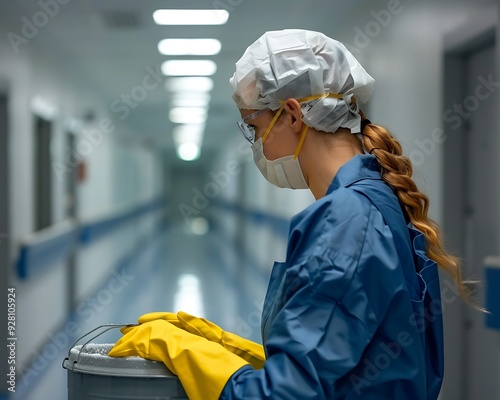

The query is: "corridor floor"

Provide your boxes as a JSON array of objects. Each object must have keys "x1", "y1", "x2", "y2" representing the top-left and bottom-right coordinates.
[{"x1": 13, "y1": 224, "x2": 269, "y2": 400}]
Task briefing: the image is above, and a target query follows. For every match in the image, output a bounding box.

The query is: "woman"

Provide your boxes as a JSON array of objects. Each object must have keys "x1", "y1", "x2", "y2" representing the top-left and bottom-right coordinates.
[{"x1": 109, "y1": 29, "x2": 471, "y2": 399}]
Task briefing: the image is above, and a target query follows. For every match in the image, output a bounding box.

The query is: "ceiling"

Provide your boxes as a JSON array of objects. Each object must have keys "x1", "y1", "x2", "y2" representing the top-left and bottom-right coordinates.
[
  {"x1": 0, "y1": 1, "x2": 362, "y2": 156},
  {"x1": 0, "y1": 0, "x2": 496, "y2": 164}
]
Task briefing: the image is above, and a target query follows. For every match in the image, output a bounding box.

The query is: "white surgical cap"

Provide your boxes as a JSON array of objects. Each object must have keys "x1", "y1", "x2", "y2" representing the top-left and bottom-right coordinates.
[{"x1": 230, "y1": 29, "x2": 375, "y2": 133}]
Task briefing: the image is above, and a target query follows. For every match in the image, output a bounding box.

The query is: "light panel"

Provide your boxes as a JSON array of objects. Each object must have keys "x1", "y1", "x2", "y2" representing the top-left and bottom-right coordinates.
[
  {"x1": 172, "y1": 124, "x2": 205, "y2": 145},
  {"x1": 161, "y1": 60, "x2": 217, "y2": 76},
  {"x1": 158, "y1": 39, "x2": 221, "y2": 56},
  {"x1": 165, "y1": 77, "x2": 214, "y2": 92},
  {"x1": 172, "y1": 124, "x2": 204, "y2": 162},
  {"x1": 169, "y1": 107, "x2": 207, "y2": 124},
  {"x1": 177, "y1": 143, "x2": 201, "y2": 161},
  {"x1": 171, "y1": 96, "x2": 210, "y2": 108},
  {"x1": 153, "y1": 9, "x2": 229, "y2": 25},
  {"x1": 190, "y1": 217, "x2": 209, "y2": 235}
]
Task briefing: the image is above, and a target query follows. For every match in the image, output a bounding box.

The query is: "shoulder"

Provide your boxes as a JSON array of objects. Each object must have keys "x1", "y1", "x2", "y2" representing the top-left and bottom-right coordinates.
[
  {"x1": 287, "y1": 187, "x2": 377, "y2": 264},
  {"x1": 283, "y1": 186, "x2": 396, "y2": 304},
  {"x1": 291, "y1": 186, "x2": 373, "y2": 233}
]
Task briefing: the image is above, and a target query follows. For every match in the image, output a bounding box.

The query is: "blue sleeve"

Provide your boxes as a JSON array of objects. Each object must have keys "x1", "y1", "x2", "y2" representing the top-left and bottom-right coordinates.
[{"x1": 220, "y1": 189, "x2": 399, "y2": 399}]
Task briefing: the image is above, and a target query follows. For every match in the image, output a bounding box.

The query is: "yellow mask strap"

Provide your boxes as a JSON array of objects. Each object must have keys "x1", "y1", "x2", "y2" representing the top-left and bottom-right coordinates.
[
  {"x1": 262, "y1": 106, "x2": 284, "y2": 144},
  {"x1": 262, "y1": 92, "x2": 345, "y2": 147},
  {"x1": 293, "y1": 124, "x2": 309, "y2": 160},
  {"x1": 293, "y1": 93, "x2": 342, "y2": 159}
]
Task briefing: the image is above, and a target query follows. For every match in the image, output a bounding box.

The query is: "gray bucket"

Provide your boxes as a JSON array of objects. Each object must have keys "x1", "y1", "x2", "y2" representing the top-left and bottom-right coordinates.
[{"x1": 62, "y1": 325, "x2": 188, "y2": 400}]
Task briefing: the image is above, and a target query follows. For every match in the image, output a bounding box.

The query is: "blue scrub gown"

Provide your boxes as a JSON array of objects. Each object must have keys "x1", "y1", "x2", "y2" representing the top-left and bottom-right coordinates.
[{"x1": 220, "y1": 154, "x2": 444, "y2": 400}]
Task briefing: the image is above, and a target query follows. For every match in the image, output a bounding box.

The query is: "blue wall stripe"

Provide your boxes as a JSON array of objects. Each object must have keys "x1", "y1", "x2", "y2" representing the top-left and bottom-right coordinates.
[
  {"x1": 212, "y1": 199, "x2": 289, "y2": 238},
  {"x1": 80, "y1": 197, "x2": 165, "y2": 245},
  {"x1": 16, "y1": 197, "x2": 166, "y2": 280},
  {"x1": 16, "y1": 226, "x2": 77, "y2": 280},
  {"x1": 14, "y1": 215, "x2": 168, "y2": 399},
  {"x1": 68, "y1": 213, "x2": 168, "y2": 324},
  {"x1": 210, "y1": 199, "x2": 290, "y2": 286},
  {"x1": 213, "y1": 221, "x2": 270, "y2": 285}
]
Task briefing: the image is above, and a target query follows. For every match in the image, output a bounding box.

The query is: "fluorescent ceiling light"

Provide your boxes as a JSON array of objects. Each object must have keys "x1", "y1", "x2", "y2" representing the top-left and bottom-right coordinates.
[
  {"x1": 190, "y1": 217, "x2": 209, "y2": 235},
  {"x1": 177, "y1": 142, "x2": 201, "y2": 162},
  {"x1": 171, "y1": 99, "x2": 208, "y2": 108},
  {"x1": 165, "y1": 77, "x2": 214, "y2": 92},
  {"x1": 169, "y1": 107, "x2": 207, "y2": 124},
  {"x1": 161, "y1": 60, "x2": 217, "y2": 76},
  {"x1": 173, "y1": 124, "x2": 205, "y2": 145},
  {"x1": 170, "y1": 91, "x2": 211, "y2": 110},
  {"x1": 158, "y1": 39, "x2": 221, "y2": 56},
  {"x1": 153, "y1": 9, "x2": 229, "y2": 26}
]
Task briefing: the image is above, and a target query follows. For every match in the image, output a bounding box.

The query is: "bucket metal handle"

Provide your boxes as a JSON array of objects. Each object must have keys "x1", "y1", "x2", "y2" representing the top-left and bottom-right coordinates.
[{"x1": 63, "y1": 323, "x2": 137, "y2": 370}]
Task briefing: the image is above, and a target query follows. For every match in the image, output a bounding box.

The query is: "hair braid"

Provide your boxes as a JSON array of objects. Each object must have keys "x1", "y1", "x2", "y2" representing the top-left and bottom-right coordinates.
[{"x1": 360, "y1": 121, "x2": 477, "y2": 307}]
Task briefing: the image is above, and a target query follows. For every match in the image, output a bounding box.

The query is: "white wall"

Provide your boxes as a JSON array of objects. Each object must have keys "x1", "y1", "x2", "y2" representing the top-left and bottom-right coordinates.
[
  {"x1": 0, "y1": 13, "x2": 165, "y2": 374},
  {"x1": 336, "y1": 2, "x2": 490, "y2": 223}
]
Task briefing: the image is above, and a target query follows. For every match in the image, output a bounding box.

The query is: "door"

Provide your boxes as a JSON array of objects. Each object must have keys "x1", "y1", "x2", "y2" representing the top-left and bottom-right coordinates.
[
  {"x1": 462, "y1": 43, "x2": 500, "y2": 400},
  {"x1": 66, "y1": 133, "x2": 77, "y2": 219},
  {"x1": 444, "y1": 36, "x2": 500, "y2": 400},
  {"x1": 34, "y1": 115, "x2": 52, "y2": 231},
  {"x1": 66, "y1": 132, "x2": 78, "y2": 312}
]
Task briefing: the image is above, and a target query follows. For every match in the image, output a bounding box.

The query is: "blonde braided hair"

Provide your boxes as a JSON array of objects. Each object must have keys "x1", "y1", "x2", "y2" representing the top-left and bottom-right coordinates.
[{"x1": 359, "y1": 116, "x2": 477, "y2": 307}]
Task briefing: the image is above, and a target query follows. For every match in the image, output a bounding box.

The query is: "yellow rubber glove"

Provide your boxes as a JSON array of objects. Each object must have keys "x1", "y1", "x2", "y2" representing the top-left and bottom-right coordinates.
[
  {"x1": 119, "y1": 311, "x2": 181, "y2": 335},
  {"x1": 136, "y1": 311, "x2": 266, "y2": 369},
  {"x1": 108, "y1": 319, "x2": 249, "y2": 400},
  {"x1": 137, "y1": 311, "x2": 179, "y2": 324},
  {"x1": 177, "y1": 311, "x2": 266, "y2": 369}
]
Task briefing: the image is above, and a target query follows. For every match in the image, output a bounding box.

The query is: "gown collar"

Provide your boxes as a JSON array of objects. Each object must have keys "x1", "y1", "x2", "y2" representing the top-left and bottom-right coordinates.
[{"x1": 326, "y1": 154, "x2": 382, "y2": 195}]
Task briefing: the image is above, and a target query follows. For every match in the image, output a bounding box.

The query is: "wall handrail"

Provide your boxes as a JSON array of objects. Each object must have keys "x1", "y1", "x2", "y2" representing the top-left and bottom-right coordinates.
[
  {"x1": 212, "y1": 198, "x2": 289, "y2": 238},
  {"x1": 80, "y1": 198, "x2": 164, "y2": 245},
  {"x1": 16, "y1": 196, "x2": 166, "y2": 280},
  {"x1": 16, "y1": 219, "x2": 78, "y2": 279}
]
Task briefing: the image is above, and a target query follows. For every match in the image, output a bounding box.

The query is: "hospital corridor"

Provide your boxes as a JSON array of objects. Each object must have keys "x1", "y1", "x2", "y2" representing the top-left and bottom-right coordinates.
[{"x1": 1, "y1": 1, "x2": 500, "y2": 399}]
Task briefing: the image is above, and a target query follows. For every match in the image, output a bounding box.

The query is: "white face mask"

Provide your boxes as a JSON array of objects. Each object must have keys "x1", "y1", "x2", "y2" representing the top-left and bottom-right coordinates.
[{"x1": 251, "y1": 138, "x2": 308, "y2": 189}]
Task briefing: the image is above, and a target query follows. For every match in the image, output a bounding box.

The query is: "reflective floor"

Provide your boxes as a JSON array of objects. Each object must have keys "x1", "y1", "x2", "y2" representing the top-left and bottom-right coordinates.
[{"x1": 13, "y1": 224, "x2": 268, "y2": 400}]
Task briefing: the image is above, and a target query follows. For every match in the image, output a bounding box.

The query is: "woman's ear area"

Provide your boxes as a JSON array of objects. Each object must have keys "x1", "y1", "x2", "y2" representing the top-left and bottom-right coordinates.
[{"x1": 282, "y1": 98, "x2": 303, "y2": 131}]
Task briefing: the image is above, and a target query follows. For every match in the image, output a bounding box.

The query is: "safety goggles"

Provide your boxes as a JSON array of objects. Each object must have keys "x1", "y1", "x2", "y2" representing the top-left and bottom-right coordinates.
[
  {"x1": 236, "y1": 108, "x2": 269, "y2": 144},
  {"x1": 237, "y1": 93, "x2": 346, "y2": 144}
]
